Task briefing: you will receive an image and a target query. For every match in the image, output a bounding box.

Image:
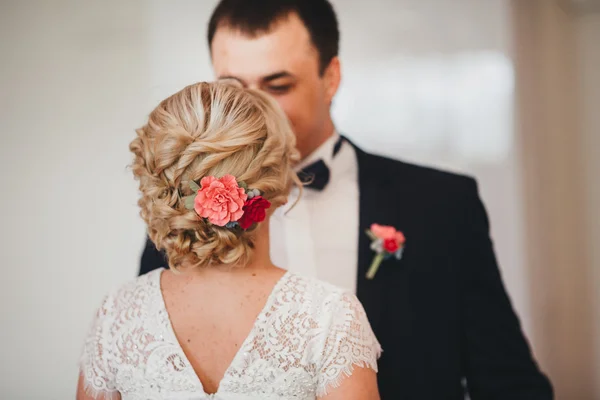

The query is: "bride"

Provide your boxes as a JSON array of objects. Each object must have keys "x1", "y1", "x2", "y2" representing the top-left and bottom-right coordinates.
[{"x1": 77, "y1": 81, "x2": 381, "y2": 400}]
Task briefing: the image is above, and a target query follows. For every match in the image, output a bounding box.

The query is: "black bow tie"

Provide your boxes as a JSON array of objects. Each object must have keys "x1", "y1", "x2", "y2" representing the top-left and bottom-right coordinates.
[{"x1": 298, "y1": 136, "x2": 344, "y2": 191}]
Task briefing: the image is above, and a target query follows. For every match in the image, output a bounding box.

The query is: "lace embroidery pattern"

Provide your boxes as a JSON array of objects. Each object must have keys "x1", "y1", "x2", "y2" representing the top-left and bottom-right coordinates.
[{"x1": 80, "y1": 270, "x2": 381, "y2": 399}]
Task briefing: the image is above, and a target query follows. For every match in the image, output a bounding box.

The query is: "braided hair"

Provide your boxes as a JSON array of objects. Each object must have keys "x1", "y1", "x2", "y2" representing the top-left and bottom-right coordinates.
[{"x1": 129, "y1": 81, "x2": 301, "y2": 270}]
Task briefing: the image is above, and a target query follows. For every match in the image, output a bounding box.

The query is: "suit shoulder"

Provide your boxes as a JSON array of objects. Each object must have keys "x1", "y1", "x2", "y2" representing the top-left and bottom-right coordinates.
[{"x1": 362, "y1": 151, "x2": 478, "y2": 195}]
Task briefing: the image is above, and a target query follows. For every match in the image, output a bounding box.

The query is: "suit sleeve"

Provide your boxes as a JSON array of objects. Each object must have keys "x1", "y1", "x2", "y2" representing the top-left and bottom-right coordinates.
[
  {"x1": 456, "y1": 179, "x2": 553, "y2": 399},
  {"x1": 139, "y1": 236, "x2": 167, "y2": 276}
]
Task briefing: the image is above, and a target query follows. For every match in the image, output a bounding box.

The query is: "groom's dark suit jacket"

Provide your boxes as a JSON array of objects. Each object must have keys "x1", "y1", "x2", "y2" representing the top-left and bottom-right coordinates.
[{"x1": 139, "y1": 139, "x2": 553, "y2": 399}]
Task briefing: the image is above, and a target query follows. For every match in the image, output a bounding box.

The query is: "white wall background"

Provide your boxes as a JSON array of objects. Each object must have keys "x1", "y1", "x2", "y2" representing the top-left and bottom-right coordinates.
[
  {"x1": 0, "y1": 0, "x2": 563, "y2": 398},
  {"x1": 0, "y1": 2, "x2": 150, "y2": 398}
]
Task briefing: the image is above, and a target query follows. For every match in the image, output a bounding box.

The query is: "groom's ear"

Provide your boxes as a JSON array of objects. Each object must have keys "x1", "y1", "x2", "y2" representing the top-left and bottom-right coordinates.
[{"x1": 323, "y1": 56, "x2": 341, "y2": 105}]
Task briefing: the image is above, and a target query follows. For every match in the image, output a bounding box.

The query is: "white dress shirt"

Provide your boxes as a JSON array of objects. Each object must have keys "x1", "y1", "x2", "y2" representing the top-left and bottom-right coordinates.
[{"x1": 270, "y1": 133, "x2": 360, "y2": 293}]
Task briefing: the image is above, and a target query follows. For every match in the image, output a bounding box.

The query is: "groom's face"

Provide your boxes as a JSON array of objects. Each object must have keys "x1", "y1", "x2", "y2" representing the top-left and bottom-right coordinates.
[{"x1": 210, "y1": 12, "x2": 338, "y2": 159}]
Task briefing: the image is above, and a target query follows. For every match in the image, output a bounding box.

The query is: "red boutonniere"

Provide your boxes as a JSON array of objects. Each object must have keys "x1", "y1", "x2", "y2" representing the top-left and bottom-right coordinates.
[{"x1": 365, "y1": 224, "x2": 406, "y2": 279}]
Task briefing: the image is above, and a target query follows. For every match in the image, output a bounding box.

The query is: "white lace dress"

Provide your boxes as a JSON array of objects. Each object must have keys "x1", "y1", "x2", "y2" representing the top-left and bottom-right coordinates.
[{"x1": 80, "y1": 269, "x2": 381, "y2": 400}]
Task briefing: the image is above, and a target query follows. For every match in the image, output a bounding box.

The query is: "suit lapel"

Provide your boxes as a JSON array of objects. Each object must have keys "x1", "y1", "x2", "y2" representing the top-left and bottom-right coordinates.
[{"x1": 344, "y1": 137, "x2": 396, "y2": 332}]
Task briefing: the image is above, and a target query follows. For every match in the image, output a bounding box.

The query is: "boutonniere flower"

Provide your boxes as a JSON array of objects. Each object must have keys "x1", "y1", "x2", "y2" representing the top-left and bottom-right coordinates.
[{"x1": 366, "y1": 224, "x2": 406, "y2": 280}]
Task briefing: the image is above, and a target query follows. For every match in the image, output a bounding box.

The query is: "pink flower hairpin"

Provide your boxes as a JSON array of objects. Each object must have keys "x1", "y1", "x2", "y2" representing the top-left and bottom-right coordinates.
[{"x1": 183, "y1": 174, "x2": 271, "y2": 230}]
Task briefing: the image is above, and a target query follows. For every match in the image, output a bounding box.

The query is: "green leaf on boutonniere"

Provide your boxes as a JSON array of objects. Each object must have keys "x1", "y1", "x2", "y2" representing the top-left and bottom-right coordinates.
[
  {"x1": 365, "y1": 229, "x2": 377, "y2": 241},
  {"x1": 189, "y1": 180, "x2": 200, "y2": 192},
  {"x1": 183, "y1": 194, "x2": 195, "y2": 210}
]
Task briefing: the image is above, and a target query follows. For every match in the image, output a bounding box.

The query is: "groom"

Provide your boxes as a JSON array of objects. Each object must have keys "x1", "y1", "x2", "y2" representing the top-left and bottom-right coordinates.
[{"x1": 139, "y1": 1, "x2": 553, "y2": 398}]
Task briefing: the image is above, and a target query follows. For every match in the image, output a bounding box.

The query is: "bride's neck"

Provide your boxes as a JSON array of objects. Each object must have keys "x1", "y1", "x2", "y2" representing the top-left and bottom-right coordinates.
[{"x1": 180, "y1": 219, "x2": 276, "y2": 279}]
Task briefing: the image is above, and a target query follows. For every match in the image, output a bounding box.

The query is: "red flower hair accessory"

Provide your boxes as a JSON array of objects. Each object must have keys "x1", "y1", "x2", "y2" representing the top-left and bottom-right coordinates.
[{"x1": 183, "y1": 175, "x2": 271, "y2": 230}]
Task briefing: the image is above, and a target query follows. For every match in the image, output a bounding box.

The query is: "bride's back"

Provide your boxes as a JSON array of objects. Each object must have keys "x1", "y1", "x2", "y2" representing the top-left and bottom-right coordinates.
[
  {"x1": 160, "y1": 266, "x2": 286, "y2": 394},
  {"x1": 77, "y1": 81, "x2": 381, "y2": 400}
]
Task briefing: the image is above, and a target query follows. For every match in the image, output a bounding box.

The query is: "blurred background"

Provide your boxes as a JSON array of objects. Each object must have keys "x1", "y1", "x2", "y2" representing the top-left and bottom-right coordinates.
[{"x1": 0, "y1": 0, "x2": 598, "y2": 398}]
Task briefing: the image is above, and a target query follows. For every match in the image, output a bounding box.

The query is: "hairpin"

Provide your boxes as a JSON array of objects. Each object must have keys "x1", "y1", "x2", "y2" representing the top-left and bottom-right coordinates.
[{"x1": 183, "y1": 174, "x2": 271, "y2": 230}]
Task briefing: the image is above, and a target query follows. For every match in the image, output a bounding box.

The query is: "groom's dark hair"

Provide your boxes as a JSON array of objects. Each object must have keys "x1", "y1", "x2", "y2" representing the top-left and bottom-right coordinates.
[{"x1": 207, "y1": 0, "x2": 339, "y2": 75}]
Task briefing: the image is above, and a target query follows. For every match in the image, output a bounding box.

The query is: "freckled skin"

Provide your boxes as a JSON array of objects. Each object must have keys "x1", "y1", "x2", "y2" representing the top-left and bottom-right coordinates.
[{"x1": 160, "y1": 267, "x2": 285, "y2": 394}]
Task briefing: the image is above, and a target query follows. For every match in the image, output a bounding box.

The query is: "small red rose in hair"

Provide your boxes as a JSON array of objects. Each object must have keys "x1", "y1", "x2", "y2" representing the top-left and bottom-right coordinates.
[{"x1": 238, "y1": 196, "x2": 271, "y2": 229}]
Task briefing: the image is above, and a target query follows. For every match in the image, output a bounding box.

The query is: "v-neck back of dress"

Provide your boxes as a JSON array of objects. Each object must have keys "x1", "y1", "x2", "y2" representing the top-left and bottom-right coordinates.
[
  {"x1": 157, "y1": 269, "x2": 290, "y2": 397},
  {"x1": 80, "y1": 268, "x2": 381, "y2": 400}
]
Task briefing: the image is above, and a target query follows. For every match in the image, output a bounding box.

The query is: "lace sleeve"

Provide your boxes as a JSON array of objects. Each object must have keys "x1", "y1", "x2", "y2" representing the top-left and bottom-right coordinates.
[
  {"x1": 79, "y1": 294, "x2": 119, "y2": 400},
  {"x1": 316, "y1": 292, "x2": 382, "y2": 397}
]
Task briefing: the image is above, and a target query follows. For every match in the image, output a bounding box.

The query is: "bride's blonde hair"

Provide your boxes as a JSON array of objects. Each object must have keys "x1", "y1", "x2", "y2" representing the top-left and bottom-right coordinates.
[{"x1": 130, "y1": 81, "x2": 301, "y2": 271}]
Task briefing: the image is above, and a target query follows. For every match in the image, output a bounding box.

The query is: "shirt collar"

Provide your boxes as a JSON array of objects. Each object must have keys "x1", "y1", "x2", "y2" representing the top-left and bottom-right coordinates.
[{"x1": 296, "y1": 130, "x2": 340, "y2": 171}]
